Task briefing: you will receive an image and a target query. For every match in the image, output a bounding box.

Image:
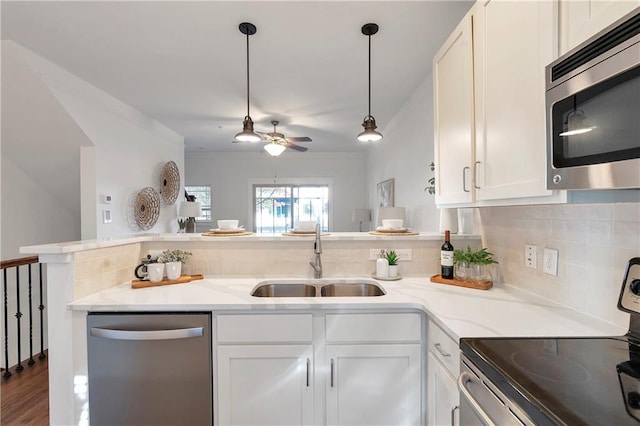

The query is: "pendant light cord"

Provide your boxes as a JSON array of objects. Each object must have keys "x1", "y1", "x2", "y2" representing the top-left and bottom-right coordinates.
[
  {"x1": 246, "y1": 31, "x2": 251, "y2": 118},
  {"x1": 367, "y1": 33, "x2": 371, "y2": 117}
]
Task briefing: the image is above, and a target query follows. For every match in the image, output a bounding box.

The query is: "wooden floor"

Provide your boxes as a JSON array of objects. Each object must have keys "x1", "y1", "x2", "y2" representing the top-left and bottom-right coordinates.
[{"x1": 1, "y1": 354, "x2": 49, "y2": 425}]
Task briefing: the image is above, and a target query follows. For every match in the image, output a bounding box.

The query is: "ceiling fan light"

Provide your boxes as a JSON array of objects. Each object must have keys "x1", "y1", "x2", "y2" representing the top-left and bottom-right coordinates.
[
  {"x1": 357, "y1": 116, "x2": 383, "y2": 142},
  {"x1": 264, "y1": 142, "x2": 286, "y2": 156},
  {"x1": 234, "y1": 116, "x2": 261, "y2": 142}
]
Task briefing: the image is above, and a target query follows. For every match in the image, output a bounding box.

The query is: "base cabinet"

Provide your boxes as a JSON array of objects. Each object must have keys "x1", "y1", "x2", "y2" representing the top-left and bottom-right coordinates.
[
  {"x1": 326, "y1": 344, "x2": 422, "y2": 426},
  {"x1": 217, "y1": 345, "x2": 314, "y2": 425},
  {"x1": 215, "y1": 312, "x2": 424, "y2": 426},
  {"x1": 427, "y1": 352, "x2": 459, "y2": 426}
]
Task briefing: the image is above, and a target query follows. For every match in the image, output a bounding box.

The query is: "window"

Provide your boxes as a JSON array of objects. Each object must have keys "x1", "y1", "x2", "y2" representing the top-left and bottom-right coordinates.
[
  {"x1": 184, "y1": 185, "x2": 211, "y2": 221},
  {"x1": 254, "y1": 184, "x2": 329, "y2": 233}
]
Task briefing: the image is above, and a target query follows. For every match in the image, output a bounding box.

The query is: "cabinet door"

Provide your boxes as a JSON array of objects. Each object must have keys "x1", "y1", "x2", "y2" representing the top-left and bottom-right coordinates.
[
  {"x1": 559, "y1": 0, "x2": 640, "y2": 54},
  {"x1": 433, "y1": 12, "x2": 475, "y2": 205},
  {"x1": 217, "y1": 345, "x2": 314, "y2": 425},
  {"x1": 326, "y1": 344, "x2": 422, "y2": 426},
  {"x1": 474, "y1": 0, "x2": 554, "y2": 202},
  {"x1": 427, "y1": 352, "x2": 459, "y2": 426}
]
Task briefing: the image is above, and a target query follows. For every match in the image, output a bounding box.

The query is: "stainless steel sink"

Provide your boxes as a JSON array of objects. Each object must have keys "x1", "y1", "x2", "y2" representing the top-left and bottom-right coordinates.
[
  {"x1": 250, "y1": 283, "x2": 317, "y2": 297},
  {"x1": 250, "y1": 280, "x2": 385, "y2": 297},
  {"x1": 320, "y1": 282, "x2": 386, "y2": 297}
]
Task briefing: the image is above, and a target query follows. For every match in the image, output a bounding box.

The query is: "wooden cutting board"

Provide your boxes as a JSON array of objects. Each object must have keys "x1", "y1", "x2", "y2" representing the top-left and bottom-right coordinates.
[
  {"x1": 131, "y1": 274, "x2": 204, "y2": 289},
  {"x1": 430, "y1": 274, "x2": 493, "y2": 290}
]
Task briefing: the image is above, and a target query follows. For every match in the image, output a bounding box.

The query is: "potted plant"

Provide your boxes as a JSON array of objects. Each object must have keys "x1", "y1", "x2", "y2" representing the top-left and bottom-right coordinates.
[
  {"x1": 453, "y1": 246, "x2": 498, "y2": 282},
  {"x1": 385, "y1": 250, "x2": 399, "y2": 278},
  {"x1": 157, "y1": 249, "x2": 192, "y2": 280}
]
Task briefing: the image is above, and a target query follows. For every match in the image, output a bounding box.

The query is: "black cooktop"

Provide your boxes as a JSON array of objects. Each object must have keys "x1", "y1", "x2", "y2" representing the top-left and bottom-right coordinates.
[{"x1": 461, "y1": 335, "x2": 640, "y2": 425}]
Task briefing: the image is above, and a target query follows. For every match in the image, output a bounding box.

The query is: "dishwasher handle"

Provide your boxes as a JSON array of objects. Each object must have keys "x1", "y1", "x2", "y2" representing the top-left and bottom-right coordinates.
[
  {"x1": 458, "y1": 371, "x2": 496, "y2": 426},
  {"x1": 90, "y1": 326, "x2": 204, "y2": 341}
]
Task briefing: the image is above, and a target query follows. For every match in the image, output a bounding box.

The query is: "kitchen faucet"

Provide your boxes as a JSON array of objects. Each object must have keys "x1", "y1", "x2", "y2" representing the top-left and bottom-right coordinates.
[{"x1": 309, "y1": 223, "x2": 322, "y2": 278}]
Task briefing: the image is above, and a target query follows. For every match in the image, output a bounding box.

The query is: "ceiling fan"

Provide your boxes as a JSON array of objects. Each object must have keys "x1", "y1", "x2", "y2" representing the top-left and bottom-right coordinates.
[{"x1": 233, "y1": 120, "x2": 311, "y2": 155}]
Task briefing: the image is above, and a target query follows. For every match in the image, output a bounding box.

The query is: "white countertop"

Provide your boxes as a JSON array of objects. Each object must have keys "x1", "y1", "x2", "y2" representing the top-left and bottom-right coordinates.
[
  {"x1": 20, "y1": 232, "x2": 479, "y2": 254},
  {"x1": 70, "y1": 275, "x2": 627, "y2": 342}
]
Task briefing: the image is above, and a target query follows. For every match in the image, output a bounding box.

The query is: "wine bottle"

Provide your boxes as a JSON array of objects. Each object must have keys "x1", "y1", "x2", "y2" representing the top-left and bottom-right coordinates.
[{"x1": 441, "y1": 230, "x2": 454, "y2": 279}]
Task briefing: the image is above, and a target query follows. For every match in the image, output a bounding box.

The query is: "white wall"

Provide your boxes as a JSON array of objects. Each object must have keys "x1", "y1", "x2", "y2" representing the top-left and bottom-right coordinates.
[
  {"x1": 11, "y1": 42, "x2": 185, "y2": 240},
  {"x1": 366, "y1": 74, "x2": 439, "y2": 231},
  {"x1": 185, "y1": 151, "x2": 367, "y2": 231}
]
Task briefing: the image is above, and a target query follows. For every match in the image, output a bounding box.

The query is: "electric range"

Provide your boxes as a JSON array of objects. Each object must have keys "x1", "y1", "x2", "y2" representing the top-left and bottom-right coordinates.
[{"x1": 459, "y1": 257, "x2": 640, "y2": 425}]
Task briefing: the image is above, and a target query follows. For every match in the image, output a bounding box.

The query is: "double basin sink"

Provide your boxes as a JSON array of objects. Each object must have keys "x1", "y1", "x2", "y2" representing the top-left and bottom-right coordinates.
[{"x1": 251, "y1": 279, "x2": 386, "y2": 298}]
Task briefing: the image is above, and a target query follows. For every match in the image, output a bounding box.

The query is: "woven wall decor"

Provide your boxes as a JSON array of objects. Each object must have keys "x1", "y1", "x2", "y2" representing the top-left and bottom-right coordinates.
[
  {"x1": 160, "y1": 161, "x2": 180, "y2": 205},
  {"x1": 134, "y1": 187, "x2": 161, "y2": 230}
]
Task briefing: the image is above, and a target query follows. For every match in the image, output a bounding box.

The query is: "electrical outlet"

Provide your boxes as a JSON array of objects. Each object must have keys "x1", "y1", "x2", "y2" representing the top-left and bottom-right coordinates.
[
  {"x1": 543, "y1": 248, "x2": 559, "y2": 276},
  {"x1": 368, "y1": 249, "x2": 412, "y2": 261},
  {"x1": 395, "y1": 249, "x2": 412, "y2": 261},
  {"x1": 525, "y1": 244, "x2": 537, "y2": 269},
  {"x1": 369, "y1": 249, "x2": 386, "y2": 260}
]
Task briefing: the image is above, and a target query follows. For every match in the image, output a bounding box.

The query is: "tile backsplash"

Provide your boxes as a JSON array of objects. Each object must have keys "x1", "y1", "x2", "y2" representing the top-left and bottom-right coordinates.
[{"x1": 478, "y1": 203, "x2": 640, "y2": 328}]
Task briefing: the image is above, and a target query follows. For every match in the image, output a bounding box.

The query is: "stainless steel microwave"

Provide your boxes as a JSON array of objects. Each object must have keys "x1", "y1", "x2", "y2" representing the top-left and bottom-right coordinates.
[{"x1": 545, "y1": 8, "x2": 640, "y2": 190}]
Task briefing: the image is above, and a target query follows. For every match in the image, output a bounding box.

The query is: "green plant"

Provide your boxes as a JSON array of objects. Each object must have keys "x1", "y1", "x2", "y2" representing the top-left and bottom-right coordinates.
[
  {"x1": 177, "y1": 218, "x2": 187, "y2": 230},
  {"x1": 157, "y1": 249, "x2": 192, "y2": 263},
  {"x1": 453, "y1": 246, "x2": 498, "y2": 265},
  {"x1": 384, "y1": 250, "x2": 399, "y2": 266}
]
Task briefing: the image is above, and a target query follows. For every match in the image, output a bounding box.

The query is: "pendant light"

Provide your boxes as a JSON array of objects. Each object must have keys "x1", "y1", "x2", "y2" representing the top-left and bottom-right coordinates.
[
  {"x1": 264, "y1": 142, "x2": 286, "y2": 157},
  {"x1": 357, "y1": 23, "x2": 383, "y2": 142},
  {"x1": 234, "y1": 22, "x2": 261, "y2": 143}
]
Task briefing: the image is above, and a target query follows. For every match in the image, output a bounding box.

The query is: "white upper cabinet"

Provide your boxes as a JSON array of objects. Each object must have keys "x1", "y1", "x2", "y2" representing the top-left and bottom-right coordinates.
[
  {"x1": 559, "y1": 0, "x2": 640, "y2": 55},
  {"x1": 473, "y1": 0, "x2": 555, "y2": 202},
  {"x1": 434, "y1": 0, "x2": 564, "y2": 207},
  {"x1": 433, "y1": 12, "x2": 475, "y2": 205}
]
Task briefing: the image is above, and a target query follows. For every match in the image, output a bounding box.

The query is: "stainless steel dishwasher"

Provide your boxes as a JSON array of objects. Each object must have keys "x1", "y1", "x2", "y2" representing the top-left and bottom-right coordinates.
[{"x1": 87, "y1": 312, "x2": 212, "y2": 425}]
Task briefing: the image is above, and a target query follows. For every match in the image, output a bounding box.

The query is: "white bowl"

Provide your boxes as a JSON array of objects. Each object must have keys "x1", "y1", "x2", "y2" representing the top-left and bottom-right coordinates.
[
  {"x1": 297, "y1": 220, "x2": 317, "y2": 231},
  {"x1": 382, "y1": 219, "x2": 404, "y2": 229},
  {"x1": 217, "y1": 220, "x2": 239, "y2": 230}
]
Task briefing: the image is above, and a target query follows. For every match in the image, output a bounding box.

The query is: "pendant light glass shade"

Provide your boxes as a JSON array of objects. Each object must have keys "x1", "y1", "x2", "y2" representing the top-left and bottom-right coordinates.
[
  {"x1": 357, "y1": 23, "x2": 382, "y2": 142},
  {"x1": 357, "y1": 116, "x2": 383, "y2": 142},
  {"x1": 234, "y1": 22, "x2": 261, "y2": 143},
  {"x1": 235, "y1": 116, "x2": 262, "y2": 142},
  {"x1": 264, "y1": 142, "x2": 286, "y2": 156}
]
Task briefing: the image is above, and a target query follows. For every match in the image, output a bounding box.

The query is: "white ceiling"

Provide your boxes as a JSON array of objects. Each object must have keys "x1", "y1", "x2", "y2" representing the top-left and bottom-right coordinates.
[{"x1": 1, "y1": 1, "x2": 472, "y2": 153}]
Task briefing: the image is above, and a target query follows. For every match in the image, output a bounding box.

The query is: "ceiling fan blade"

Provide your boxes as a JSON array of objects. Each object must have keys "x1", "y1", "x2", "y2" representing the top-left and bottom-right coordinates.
[
  {"x1": 285, "y1": 136, "x2": 312, "y2": 142},
  {"x1": 285, "y1": 142, "x2": 308, "y2": 152}
]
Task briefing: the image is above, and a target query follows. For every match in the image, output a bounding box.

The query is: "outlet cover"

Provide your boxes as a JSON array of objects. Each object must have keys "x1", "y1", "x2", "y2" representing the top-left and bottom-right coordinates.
[
  {"x1": 369, "y1": 249, "x2": 386, "y2": 260},
  {"x1": 395, "y1": 249, "x2": 412, "y2": 261},
  {"x1": 525, "y1": 244, "x2": 537, "y2": 269},
  {"x1": 543, "y1": 248, "x2": 559, "y2": 276}
]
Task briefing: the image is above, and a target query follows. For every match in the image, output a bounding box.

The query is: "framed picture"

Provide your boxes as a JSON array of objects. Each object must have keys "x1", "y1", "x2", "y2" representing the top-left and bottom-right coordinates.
[{"x1": 376, "y1": 178, "x2": 394, "y2": 207}]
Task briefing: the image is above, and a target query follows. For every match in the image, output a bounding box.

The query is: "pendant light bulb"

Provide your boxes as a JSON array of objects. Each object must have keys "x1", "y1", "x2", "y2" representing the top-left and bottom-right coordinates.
[
  {"x1": 234, "y1": 22, "x2": 261, "y2": 143},
  {"x1": 264, "y1": 142, "x2": 286, "y2": 157},
  {"x1": 357, "y1": 23, "x2": 382, "y2": 142}
]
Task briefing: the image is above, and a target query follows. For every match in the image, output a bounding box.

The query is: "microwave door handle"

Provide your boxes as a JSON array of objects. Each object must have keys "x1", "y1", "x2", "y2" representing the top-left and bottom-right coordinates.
[{"x1": 458, "y1": 371, "x2": 496, "y2": 426}]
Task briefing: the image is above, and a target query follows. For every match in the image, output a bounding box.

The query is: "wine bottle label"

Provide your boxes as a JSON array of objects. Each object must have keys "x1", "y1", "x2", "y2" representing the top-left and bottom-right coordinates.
[{"x1": 441, "y1": 251, "x2": 454, "y2": 267}]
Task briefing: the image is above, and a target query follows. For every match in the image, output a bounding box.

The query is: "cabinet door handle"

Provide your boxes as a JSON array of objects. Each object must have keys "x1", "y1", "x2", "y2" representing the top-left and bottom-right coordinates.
[
  {"x1": 306, "y1": 358, "x2": 310, "y2": 387},
  {"x1": 330, "y1": 358, "x2": 335, "y2": 388},
  {"x1": 434, "y1": 343, "x2": 451, "y2": 357},
  {"x1": 474, "y1": 161, "x2": 481, "y2": 189},
  {"x1": 90, "y1": 327, "x2": 203, "y2": 341},
  {"x1": 451, "y1": 405, "x2": 459, "y2": 426},
  {"x1": 462, "y1": 167, "x2": 470, "y2": 192}
]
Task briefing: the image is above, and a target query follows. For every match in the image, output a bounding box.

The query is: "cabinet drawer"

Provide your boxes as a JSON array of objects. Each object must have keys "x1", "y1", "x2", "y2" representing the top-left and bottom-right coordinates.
[
  {"x1": 428, "y1": 321, "x2": 460, "y2": 377},
  {"x1": 326, "y1": 313, "x2": 422, "y2": 343},
  {"x1": 217, "y1": 314, "x2": 313, "y2": 343}
]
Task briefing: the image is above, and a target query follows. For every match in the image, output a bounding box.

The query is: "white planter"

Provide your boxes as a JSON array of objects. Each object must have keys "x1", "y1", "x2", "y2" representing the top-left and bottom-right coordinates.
[
  {"x1": 165, "y1": 261, "x2": 182, "y2": 280},
  {"x1": 147, "y1": 263, "x2": 165, "y2": 283},
  {"x1": 388, "y1": 265, "x2": 399, "y2": 278}
]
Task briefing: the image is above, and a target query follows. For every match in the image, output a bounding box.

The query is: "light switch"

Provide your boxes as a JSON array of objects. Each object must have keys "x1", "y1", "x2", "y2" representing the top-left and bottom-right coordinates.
[{"x1": 525, "y1": 245, "x2": 537, "y2": 269}]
